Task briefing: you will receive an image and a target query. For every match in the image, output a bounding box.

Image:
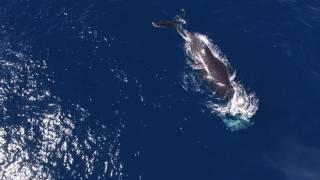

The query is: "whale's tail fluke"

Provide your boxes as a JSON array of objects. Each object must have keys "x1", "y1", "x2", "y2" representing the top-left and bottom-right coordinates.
[
  {"x1": 152, "y1": 9, "x2": 190, "y2": 40},
  {"x1": 152, "y1": 9, "x2": 186, "y2": 28}
]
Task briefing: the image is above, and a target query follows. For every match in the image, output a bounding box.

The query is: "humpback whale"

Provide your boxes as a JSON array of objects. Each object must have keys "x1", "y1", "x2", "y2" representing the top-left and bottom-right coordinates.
[{"x1": 153, "y1": 9, "x2": 235, "y2": 101}]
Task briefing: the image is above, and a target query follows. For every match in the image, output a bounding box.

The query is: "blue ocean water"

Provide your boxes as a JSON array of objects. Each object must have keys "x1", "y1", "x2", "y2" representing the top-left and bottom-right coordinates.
[{"x1": 0, "y1": 0, "x2": 320, "y2": 179}]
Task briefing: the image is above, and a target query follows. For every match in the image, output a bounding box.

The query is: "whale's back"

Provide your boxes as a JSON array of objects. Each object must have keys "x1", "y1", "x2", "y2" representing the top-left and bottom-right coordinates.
[{"x1": 188, "y1": 35, "x2": 234, "y2": 100}]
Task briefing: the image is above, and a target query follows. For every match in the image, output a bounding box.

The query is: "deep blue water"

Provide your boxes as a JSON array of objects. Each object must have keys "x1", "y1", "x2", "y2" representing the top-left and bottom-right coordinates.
[{"x1": 0, "y1": 0, "x2": 320, "y2": 179}]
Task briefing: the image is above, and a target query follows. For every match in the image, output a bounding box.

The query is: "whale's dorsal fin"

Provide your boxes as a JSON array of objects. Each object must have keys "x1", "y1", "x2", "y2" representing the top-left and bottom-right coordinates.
[{"x1": 230, "y1": 71, "x2": 236, "y2": 81}]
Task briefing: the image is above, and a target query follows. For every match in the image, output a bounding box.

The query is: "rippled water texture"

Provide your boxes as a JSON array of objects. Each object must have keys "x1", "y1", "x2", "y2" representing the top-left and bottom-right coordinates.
[{"x1": 0, "y1": 44, "x2": 124, "y2": 179}]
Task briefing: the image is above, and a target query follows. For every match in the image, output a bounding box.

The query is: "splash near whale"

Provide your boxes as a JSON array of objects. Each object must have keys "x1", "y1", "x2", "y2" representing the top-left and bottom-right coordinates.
[{"x1": 152, "y1": 9, "x2": 259, "y2": 131}]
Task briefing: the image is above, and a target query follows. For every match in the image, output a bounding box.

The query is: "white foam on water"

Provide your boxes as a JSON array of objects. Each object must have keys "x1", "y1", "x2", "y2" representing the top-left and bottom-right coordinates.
[{"x1": 207, "y1": 81, "x2": 259, "y2": 131}]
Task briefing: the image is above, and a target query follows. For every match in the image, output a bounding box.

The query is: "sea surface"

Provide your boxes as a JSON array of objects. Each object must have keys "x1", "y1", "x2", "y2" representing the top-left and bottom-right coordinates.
[{"x1": 0, "y1": 0, "x2": 320, "y2": 179}]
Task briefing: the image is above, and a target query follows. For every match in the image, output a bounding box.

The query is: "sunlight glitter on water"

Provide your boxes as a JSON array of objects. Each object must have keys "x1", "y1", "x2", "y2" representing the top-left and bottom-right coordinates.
[{"x1": 0, "y1": 45, "x2": 124, "y2": 179}]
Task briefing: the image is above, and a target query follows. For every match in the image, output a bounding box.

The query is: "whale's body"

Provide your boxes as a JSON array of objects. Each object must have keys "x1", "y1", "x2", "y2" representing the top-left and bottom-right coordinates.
[
  {"x1": 153, "y1": 10, "x2": 234, "y2": 100},
  {"x1": 186, "y1": 33, "x2": 234, "y2": 100}
]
